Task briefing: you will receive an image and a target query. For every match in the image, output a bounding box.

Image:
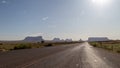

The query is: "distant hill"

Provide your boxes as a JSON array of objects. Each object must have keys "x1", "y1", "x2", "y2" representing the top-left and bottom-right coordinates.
[
  {"x1": 52, "y1": 38, "x2": 73, "y2": 42},
  {"x1": 52, "y1": 38, "x2": 61, "y2": 42},
  {"x1": 65, "y1": 39, "x2": 72, "y2": 42},
  {"x1": 23, "y1": 36, "x2": 44, "y2": 42}
]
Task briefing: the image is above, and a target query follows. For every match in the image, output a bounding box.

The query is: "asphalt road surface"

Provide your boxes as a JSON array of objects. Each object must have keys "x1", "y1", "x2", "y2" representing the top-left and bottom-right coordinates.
[{"x1": 0, "y1": 42, "x2": 120, "y2": 68}]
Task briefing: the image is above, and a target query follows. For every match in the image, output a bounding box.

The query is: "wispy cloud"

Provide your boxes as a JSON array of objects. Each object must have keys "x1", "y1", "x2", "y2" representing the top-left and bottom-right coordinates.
[
  {"x1": 42, "y1": 17, "x2": 48, "y2": 21},
  {"x1": 2, "y1": 0, "x2": 6, "y2": 4}
]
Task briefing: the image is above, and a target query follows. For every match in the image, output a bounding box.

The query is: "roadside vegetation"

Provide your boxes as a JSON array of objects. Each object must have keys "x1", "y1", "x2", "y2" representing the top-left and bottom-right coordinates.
[
  {"x1": 89, "y1": 41, "x2": 120, "y2": 53},
  {"x1": 0, "y1": 41, "x2": 82, "y2": 52}
]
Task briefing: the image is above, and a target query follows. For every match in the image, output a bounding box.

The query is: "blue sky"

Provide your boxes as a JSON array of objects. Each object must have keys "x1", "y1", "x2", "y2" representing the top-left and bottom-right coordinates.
[{"x1": 0, "y1": 0, "x2": 120, "y2": 40}]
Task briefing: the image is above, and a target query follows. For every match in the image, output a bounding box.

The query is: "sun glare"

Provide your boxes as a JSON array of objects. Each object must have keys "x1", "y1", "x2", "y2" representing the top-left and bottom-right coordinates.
[{"x1": 92, "y1": 0, "x2": 110, "y2": 6}]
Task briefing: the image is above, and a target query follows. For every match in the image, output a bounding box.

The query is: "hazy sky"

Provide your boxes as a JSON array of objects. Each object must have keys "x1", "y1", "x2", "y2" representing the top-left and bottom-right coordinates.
[{"x1": 0, "y1": 0, "x2": 120, "y2": 40}]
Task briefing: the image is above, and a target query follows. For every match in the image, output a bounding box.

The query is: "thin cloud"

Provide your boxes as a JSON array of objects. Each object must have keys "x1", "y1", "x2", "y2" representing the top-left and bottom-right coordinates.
[
  {"x1": 42, "y1": 17, "x2": 48, "y2": 21},
  {"x1": 2, "y1": 0, "x2": 6, "y2": 4}
]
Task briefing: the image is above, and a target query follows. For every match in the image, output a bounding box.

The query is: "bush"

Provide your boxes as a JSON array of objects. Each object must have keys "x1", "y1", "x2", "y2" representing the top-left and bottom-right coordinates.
[
  {"x1": 13, "y1": 44, "x2": 32, "y2": 50},
  {"x1": 116, "y1": 50, "x2": 120, "y2": 53},
  {"x1": 0, "y1": 43, "x2": 3, "y2": 45},
  {"x1": 41, "y1": 41, "x2": 45, "y2": 43},
  {"x1": 44, "y1": 44, "x2": 53, "y2": 47},
  {"x1": 89, "y1": 42, "x2": 97, "y2": 47},
  {"x1": 92, "y1": 44, "x2": 97, "y2": 47}
]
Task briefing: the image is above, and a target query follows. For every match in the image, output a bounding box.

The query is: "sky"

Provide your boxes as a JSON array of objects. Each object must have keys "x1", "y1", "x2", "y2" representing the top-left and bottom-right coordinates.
[{"x1": 0, "y1": 0, "x2": 120, "y2": 40}]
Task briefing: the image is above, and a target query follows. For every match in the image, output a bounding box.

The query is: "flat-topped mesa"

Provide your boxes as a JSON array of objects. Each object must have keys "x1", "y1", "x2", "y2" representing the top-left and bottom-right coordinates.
[
  {"x1": 23, "y1": 36, "x2": 44, "y2": 42},
  {"x1": 88, "y1": 37, "x2": 109, "y2": 42}
]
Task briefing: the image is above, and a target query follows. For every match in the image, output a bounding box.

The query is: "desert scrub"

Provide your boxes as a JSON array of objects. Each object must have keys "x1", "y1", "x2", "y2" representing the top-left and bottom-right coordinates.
[
  {"x1": 112, "y1": 44, "x2": 120, "y2": 53},
  {"x1": 13, "y1": 44, "x2": 32, "y2": 50},
  {"x1": 89, "y1": 41, "x2": 120, "y2": 53},
  {"x1": 89, "y1": 42, "x2": 101, "y2": 47}
]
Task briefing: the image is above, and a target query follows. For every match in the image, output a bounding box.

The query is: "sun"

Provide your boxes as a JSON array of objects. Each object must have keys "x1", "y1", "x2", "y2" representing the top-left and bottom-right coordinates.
[{"x1": 92, "y1": 0, "x2": 110, "y2": 6}]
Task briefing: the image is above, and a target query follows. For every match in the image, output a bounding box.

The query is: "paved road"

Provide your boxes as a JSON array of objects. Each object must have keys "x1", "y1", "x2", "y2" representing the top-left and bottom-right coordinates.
[{"x1": 0, "y1": 42, "x2": 120, "y2": 68}]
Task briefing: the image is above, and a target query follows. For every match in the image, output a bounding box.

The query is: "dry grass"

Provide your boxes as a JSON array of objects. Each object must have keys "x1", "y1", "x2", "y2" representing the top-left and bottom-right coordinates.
[
  {"x1": 89, "y1": 41, "x2": 120, "y2": 53},
  {"x1": 0, "y1": 41, "x2": 82, "y2": 51}
]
